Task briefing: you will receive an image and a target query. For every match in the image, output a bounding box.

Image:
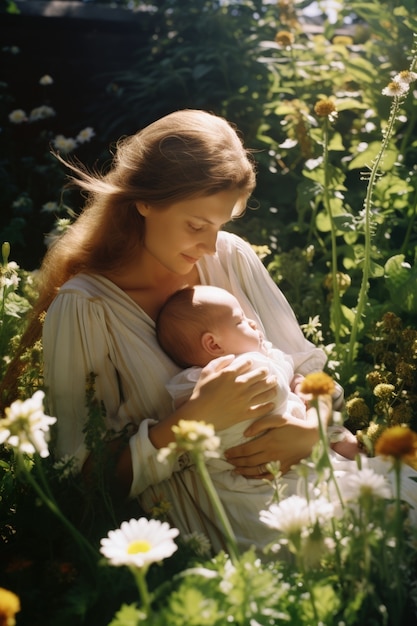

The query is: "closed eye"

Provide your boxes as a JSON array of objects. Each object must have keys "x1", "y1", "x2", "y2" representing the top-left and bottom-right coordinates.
[{"x1": 188, "y1": 222, "x2": 204, "y2": 232}]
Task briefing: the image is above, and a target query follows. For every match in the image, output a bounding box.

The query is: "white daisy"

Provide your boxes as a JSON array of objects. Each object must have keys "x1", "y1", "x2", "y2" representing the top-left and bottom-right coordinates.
[
  {"x1": 338, "y1": 467, "x2": 392, "y2": 502},
  {"x1": 100, "y1": 518, "x2": 179, "y2": 569},
  {"x1": 260, "y1": 495, "x2": 312, "y2": 534},
  {"x1": 39, "y1": 74, "x2": 53, "y2": 86},
  {"x1": 52, "y1": 134, "x2": 77, "y2": 154},
  {"x1": 260, "y1": 495, "x2": 334, "y2": 535},
  {"x1": 382, "y1": 81, "x2": 409, "y2": 97},
  {"x1": 76, "y1": 127, "x2": 95, "y2": 144},
  {"x1": 393, "y1": 70, "x2": 417, "y2": 85},
  {"x1": 41, "y1": 201, "x2": 59, "y2": 214},
  {"x1": 8, "y1": 109, "x2": 27, "y2": 124},
  {"x1": 29, "y1": 105, "x2": 56, "y2": 122},
  {"x1": 0, "y1": 390, "x2": 56, "y2": 458}
]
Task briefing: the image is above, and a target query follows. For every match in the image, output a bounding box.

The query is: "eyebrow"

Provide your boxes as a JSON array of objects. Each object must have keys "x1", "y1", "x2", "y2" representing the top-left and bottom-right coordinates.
[
  {"x1": 191, "y1": 216, "x2": 228, "y2": 227},
  {"x1": 191, "y1": 216, "x2": 215, "y2": 225}
]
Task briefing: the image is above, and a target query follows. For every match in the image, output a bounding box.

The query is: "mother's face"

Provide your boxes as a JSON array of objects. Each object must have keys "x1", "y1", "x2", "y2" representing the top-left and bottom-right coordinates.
[{"x1": 136, "y1": 189, "x2": 243, "y2": 275}]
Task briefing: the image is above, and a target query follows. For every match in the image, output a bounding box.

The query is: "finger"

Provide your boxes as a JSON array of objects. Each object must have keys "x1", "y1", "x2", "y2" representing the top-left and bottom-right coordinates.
[
  {"x1": 225, "y1": 447, "x2": 266, "y2": 467},
  {"x1": 235, "y1": 366, "x2": 269, "y2": 385},
  {"x1": 233, "y1": 465, "x2": 274, "y2": 479},
  {"x1": 202, "y1": 354, "x2": 235, "y2": 374},
  {"x1": 244, "y1": 413, "x2": 288, "y2": 437}
]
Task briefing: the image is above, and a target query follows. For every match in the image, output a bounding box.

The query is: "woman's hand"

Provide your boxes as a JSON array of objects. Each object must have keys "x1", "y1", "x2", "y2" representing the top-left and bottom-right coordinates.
[
  {"x1": 149, "y1": 355, "x2": 277, "y2": 450},
  {"x1": 189, "y1": 355, "x2": 278, "y2": 430},
  {"x1": 224, "y1": 412, "x2": 319, "y2": 477}
]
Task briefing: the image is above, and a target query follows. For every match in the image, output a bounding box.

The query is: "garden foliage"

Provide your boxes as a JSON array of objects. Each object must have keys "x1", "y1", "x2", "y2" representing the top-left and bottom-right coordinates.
[{"x1": 1, "y1": 0, "x2": 417, "y2": 624}]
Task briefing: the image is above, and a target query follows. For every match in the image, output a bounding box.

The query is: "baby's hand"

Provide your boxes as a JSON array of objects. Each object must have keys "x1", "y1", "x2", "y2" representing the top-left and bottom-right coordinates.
[{"x1": 329, "y1": 427, "x2": 361, "y2": 460}]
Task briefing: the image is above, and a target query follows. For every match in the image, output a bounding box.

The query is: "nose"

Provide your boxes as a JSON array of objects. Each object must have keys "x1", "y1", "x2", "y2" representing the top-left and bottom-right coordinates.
[
  {"x1": 198, "y1": 230, "x2": 218, "y2": 255},
  {"x1": 248, "y1": 319, "x2": 258, "y2": 331}
]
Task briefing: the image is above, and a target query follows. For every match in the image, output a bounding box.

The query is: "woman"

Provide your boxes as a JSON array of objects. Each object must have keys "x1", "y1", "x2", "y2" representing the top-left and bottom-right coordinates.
[{"x1": 2, "y1": 110, "x2": 331, "y2": 552}]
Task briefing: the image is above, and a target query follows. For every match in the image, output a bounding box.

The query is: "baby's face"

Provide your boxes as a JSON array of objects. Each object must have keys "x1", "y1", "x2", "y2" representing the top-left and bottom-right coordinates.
[{"x1": 214, "y1": 293, "x2": 264, "y2": 355}]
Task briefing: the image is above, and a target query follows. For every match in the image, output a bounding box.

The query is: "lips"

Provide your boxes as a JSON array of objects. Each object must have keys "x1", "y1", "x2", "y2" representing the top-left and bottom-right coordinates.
[{"x1": 181, "y1": 253, "x2": 199, "y2": 264}]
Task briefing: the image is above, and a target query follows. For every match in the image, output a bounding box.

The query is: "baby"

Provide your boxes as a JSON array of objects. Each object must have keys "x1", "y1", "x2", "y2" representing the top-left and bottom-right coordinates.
[{"x1": 156, "y1": 285, "x2": 358, "y2": 550}]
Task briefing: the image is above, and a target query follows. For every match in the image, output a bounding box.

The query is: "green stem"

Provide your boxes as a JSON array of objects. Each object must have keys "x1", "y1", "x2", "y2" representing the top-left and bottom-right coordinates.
[
  {"x1": 346, "y1": 43, "x2": 417, "y2": 378},
  {"x1": 400, "y1": 185, "x2": 417, "y2": 256},
  {"x1": 392, "y1": 459, "x2": 406, "y2": 618},
  {"x1": 131, "y1": 567, "x2": 152, "y2": 618},
  {"x1": 16, "y1": 452, "x2": 98, "y2": 575},
  {"x1": 314, "y1": 398, "x2": 344, "y2": 509},
  {"x1": 193, "y1": 455, "x2": 240, "y2": 564},
  {"x1": 346, "y1": 96, "x2": 401, "y2": 378},
  {"x1": 322, "y1": 116, "x2": 342, "y2": 349},
  {"x1": 295, "y1": 539, "x2": 320, "y2": 623}
]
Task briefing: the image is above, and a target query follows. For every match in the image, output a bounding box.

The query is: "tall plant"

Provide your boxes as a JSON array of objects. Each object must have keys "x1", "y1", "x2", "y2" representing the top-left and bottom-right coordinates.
[{"x1": 256, "y1": 0, "x2": 417, "y2": 389}]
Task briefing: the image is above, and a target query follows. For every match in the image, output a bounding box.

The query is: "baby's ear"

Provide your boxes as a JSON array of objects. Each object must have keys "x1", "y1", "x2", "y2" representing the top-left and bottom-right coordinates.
[{"x1": 201, "y1": 332, "x2": 224, "y2": 357}]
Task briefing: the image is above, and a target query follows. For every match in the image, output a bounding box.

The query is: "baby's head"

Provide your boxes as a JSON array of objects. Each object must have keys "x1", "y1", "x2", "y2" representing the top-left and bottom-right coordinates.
[{"x1": 156, "y1": 285, "x2": 263, "y2": 368}]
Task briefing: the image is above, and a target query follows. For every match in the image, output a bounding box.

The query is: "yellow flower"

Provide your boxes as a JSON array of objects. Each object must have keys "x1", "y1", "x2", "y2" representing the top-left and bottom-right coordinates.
[
  {"x1": 158, "y1": 420, "x2": 221, "y2": 464},
  {"x1": 323, "y1": 271, "x2": 351, "y2": 296},
  {"x1": 332, "y1": 35, "x2": 353, "y2": 46},
  {"x1": 172, "y1": 420, "x2": 220, "y2": 455},
  {"x1": 373, "y1": 383, "x2": 395, "y2": 399},
  {"x1": 275, "y1": 30, "x2": 294, "y2": 47},
  {"x1": 314, "y1": 99, "x2": 337, "y2": 121},
  {"x1": 345, "y1": 397, "x2": 370, "y2": 421},
  {"x1": 365, "y1": 370, "x2": 384, "y2": 389},
  {"x1": 300, "y1": 372, "x2": 335, "y2": 397},
  {"x1": 364, "y1": 421, "x2": 386, "y2": 445},
  {"x1": 375, "y1": 426, "x2": 417, "y2": 463},
  {"x1": 0, "y1": 588, "x2": 20, "y2": 626}
]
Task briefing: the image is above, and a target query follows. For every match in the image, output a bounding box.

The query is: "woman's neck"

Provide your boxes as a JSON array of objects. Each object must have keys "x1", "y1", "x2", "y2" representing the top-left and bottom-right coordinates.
[{"x1": 102, "y1": 251, "x2": 200, "y2": 319}]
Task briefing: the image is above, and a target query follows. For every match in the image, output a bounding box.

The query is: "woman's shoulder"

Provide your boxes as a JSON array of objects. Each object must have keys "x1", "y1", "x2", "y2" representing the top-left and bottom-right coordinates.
[
  {"x1": 215, "y1": 230, "x2": 256, "y2": 262},
  {"x1": 47, "y1": 274, "x2": 129, "y2": 317},
  {"x1": 217, "y1": 230, "x2": 250, "y2": 251},
  {"x1": 58, "y1": 273, "x2": 120, "y2": 299}
]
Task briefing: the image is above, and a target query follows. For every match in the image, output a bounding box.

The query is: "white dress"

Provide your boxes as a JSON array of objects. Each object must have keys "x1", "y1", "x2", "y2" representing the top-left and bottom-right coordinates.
[
  {"x1": 43, "y1": 231, "x2": 327, "y2": 551},
  {"x1": 166, "y1": 349, "x2": 312, "y2": 549}
]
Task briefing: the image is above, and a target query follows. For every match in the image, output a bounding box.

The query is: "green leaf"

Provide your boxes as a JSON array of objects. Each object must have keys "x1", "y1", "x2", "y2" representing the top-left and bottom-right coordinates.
[
  {"x1": 369, "y1": 260, "x2": 385, "y2": 278},
  {"x1": 303, "y1": 163, "x2": 346, "y2": 188},
  {"x1": 300, "y1": 583, "x2": 340, "y2": 623},
  {"x1": 348, "y1": 142, "x2": 398, "y2": 172},
  {"x1": 328, "y1": 132, "x2": 345, "y2": 151},
  {"x1": 336, "y1": 98, "x2": 369, "y2": 112},
  {"x1": 332, "y1": 213, "x2": 356, "y2": 233},
  {"x1": 385, "y1": 254, "x2": 417, "y2": 313},
  {"x1": 108, "y1": 603, "x2": 145, "y2": 626}
]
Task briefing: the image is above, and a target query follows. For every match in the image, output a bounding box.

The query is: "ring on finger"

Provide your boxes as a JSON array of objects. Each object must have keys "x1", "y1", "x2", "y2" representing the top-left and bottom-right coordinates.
[{"x1": 258, "y1": 463, "x2": 267, "y2": 475}]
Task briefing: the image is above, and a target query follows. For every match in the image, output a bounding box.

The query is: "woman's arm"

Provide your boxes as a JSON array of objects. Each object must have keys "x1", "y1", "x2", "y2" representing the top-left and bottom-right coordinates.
[
  {"x1": 93, "y1": 355, "x2": 278, "y2": 499},
  {"x1": 224, "y1": 411, "x2": 320, "y2": 477},
  {"x1": 149, "y1": 354, "x2": 278, "y2": 449}
]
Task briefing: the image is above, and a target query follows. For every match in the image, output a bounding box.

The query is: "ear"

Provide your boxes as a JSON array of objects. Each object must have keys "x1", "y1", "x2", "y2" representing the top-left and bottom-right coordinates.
[
  {"x1": 136, "y1": 201, "x2": 151, "y2": 217},
  {"x1": 201, "y1": 332, "x2": 224, "y2": 357}
]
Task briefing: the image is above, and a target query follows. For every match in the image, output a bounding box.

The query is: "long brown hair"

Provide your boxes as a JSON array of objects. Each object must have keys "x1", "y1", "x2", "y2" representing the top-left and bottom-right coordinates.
[{"x1": 0, "y1": 109, "x2": 256, "y2": 409}]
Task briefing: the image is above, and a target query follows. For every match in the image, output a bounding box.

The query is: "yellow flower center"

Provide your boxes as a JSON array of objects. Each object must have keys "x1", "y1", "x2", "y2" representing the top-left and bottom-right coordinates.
[{"x1": 127, "y1": 540, "x2": 152, "y2": 554}]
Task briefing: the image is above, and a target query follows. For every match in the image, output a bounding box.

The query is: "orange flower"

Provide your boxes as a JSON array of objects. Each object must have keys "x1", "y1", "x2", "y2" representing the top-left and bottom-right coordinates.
[
  {"x1": 0, "y1": 588, "x2": 20, "y2": 626},
  {"x1": 375, "y1": 426, "x2": 417, "y2": 464},
  {"x1": 300, "y1": 372, "x2": 335, "y2": 397}
]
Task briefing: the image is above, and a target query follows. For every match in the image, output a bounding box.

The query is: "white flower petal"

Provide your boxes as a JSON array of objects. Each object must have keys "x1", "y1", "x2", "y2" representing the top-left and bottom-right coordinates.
[{"x1": 100, "y1": 517, "x2": 180, "y2": 568}]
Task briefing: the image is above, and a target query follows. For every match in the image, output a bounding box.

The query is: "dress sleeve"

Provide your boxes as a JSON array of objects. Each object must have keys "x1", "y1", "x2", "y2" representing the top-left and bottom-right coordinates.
[
  {"x1": 221, "y1": 233, "x2": 328, "y2": 375},
  {"x1": 43, "y1": 290, "x2": 177, "y2": 492},
  {"x1": 43, "y1": 290, "x2": 118, "y2": 468}
]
